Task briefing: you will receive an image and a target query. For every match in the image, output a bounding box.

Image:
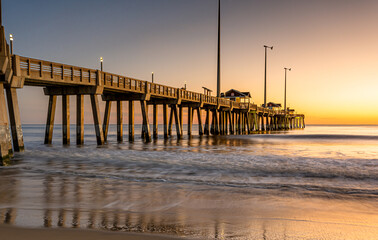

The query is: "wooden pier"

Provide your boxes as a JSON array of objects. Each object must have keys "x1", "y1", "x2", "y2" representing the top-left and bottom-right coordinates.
[{"x1": 0, "y1": 7, "x2": 304, "y2": 161}]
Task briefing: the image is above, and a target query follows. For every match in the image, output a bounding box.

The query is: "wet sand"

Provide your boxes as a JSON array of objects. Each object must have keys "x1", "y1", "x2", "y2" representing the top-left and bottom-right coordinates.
[{"x1": 0, "y1": 224, "x2": 186, "y2": 240}]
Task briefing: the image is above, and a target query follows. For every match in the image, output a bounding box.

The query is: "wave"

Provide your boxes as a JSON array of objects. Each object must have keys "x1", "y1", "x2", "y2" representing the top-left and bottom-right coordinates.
[
  {"x1": 248, "y1": 134, "x2": 378, "y2": 141},
  {"x1": 21, "y1": 166, "x2": 378, "y2": 200}
]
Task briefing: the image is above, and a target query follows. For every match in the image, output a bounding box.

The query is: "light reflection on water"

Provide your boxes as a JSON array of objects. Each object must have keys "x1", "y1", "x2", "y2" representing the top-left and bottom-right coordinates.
[{"x1": 0, "y1": 125, "x2": 377, "y2": 239}]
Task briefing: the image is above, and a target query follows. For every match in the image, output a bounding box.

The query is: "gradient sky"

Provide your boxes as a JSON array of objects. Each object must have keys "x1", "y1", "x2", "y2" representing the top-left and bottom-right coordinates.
[{"x1": 3, "y1": 0, "x2": 378, "y2": 124}]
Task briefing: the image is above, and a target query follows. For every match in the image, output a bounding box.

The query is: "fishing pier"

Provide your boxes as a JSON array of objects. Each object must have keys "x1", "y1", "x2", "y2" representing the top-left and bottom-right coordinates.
[{"x1": 0, "y1": 4, "x2": 304, "y2": 161}]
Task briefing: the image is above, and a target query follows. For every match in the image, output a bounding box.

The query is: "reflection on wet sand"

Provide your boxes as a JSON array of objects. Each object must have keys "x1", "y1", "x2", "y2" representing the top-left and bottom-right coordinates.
[{"x1": 1, "y1": 168, "x2": 377, "y2": 240}]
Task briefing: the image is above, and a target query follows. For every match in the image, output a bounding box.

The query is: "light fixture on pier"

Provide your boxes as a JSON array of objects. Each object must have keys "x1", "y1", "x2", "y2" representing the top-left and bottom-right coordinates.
[
  {"x1": 9, "y1": 34, "x2": 13, "y2": 55},
  {"x1": 152, "y1": 72, "x2": 154, "y2": 83},
  {"x1": 263, "y1": 45, "x2": 273, "y2": 108},
  {"x1": 184, "y1": 81, "x2": 187, "y2": 90},
  {"x1": 284, "y1": 67, "x2": 291, "y2": 115},
  {"x1": 100, "y1": 57, "x2": 103, "y2": 71}
]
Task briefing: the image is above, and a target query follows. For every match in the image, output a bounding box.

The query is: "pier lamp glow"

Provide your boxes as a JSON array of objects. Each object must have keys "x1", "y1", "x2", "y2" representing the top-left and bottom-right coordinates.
[
  {"x1": 9, "y1": 34, "x2": 13, "y2": 55},
  {"x1": 100, "y1": 57, "x2": 103, "y2": 71},
  {"x1": 263, "y1": 45, "x2": 273, "y2": 108},
  {"x1": 152, "y1": 72, "x2": 154, "y2": 83},
  {"x1": 284, "y1": 67, "x2": 291, "y2": 115}
]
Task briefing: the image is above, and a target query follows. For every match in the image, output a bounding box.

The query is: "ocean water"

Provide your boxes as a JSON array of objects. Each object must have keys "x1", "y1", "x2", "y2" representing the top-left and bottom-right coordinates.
[{"x1": 0, "y1": 125, "x2": 377, "y2": 239}]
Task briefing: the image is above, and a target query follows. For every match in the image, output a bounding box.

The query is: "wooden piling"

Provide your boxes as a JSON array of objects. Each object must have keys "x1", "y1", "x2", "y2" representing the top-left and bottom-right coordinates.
[
  {"x1": 204, "y1": 108, "x2": 210, "y2": 135},
  {"x1": 187, "y1": 106, "x2": 192, "y2": 136},
  {"x1": 179, "y1": 105, "x2": 183, "y2": 136},
  {"x1": 223, "y1": 111, "x2": 227, "y2": 134},
  {"x1": 76, "y1": 95, "x2": 84, "y2": 145},
  {"x1": 128, "y1": 101, "x2": 134, "y2": 142},
  {"x1": 62, "y1": 95, "x2": 70, "y2": 145},
  {"x1": 103, "y1": 100, "x2": 111, "y2": 141},
  {"x1": 218, "y1": 110, "x2": 223, "y2": 135},
  {"x1": 168, "y1": 106, "x2": 173, "y2": 136},
  {"x1": 5, "y1": 87, "x2": 24, "y2": 151},
  {"x1": 140, "y1": 100, "x2": 151, "y2": 142},
  {"x1": 90, "y1": 94, "x2": 104, "y2": 145},
  {"x1": 0, "y1": 83, "x2": 12, "y2": 160},
  {"x1": 171, "y1": 105, "x2": 182, "y2": 139},
  {"x1": 210, "y1": 110, "x2": 215, "y2": 135},
  {"x1": 153, "y1": 104, "x2": 158, "y2": 139},
  {"x1": 245, "y1": 113, "x2": 250, "y2": 134},
  {"x1": 228, "y1": 111, "x2": 233, "y2": 134},
  {"x1": 214, "y1": 110, "x2": 219, "y2": 135},
  {"x1": 44, "y1": 95, "x2": 56, "y2": 144},
  {"x1": 163, "y1": 104, "x2": 168, "y2": 139},
  {"x1": 117, "y1": 101, "x2": 123, "y2": 142},
  {"x1": 196, "y1": 108, "x2": 203, "y2": 136}
]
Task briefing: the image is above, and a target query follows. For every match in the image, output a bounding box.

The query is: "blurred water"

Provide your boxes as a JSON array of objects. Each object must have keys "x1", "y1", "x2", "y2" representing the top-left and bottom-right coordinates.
[{"x1": 0, "y1": 125, "x2": 377, "y2": 239}]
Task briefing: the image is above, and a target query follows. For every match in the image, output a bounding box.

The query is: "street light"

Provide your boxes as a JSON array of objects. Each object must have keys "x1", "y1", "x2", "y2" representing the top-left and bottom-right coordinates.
[
  {"x1": 216, "y1": 0, "x2": 221, "y2": 97},
  {"x1": 152, "y1": 72, "x2": 154, "y2": 83},
  {"x1": 9, "y1": 34, "x2": 13, "y2": 55},
  {"x1": 100, "y1": 57, "x2": 103, "y2": 71},
  {"x1": 284, "y1": 67, "x2": 291, "y2": 115},
  {"x1": 263, "y1": 45, "x2": 273, "y2": 108}
]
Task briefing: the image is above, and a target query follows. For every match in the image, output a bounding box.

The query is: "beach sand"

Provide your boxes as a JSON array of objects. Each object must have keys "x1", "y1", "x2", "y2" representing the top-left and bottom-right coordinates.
[{"x1": 0, "y1": 224, "x2": 186, "y2": 240}]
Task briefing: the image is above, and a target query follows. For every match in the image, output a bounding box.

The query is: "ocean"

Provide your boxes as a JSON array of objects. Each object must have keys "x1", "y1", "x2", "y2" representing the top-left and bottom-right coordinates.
[{"x1": 0, "y1": 125, "x2": 377, "y2": 239}]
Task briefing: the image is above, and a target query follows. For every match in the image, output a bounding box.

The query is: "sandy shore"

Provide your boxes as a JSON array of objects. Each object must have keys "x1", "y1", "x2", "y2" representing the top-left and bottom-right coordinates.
[{"x1": 0, "y1": 224, "x2": 186, "y2": 240}]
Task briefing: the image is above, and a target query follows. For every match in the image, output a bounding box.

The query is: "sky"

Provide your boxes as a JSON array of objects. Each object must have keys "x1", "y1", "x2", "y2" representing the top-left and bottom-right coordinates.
[{"x1": 3, "y1": 0, "x2": 378, "y2": 125}]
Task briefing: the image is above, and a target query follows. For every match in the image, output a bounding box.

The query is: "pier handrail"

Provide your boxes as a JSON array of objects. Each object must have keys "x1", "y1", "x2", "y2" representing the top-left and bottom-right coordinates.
[{"x1": 17, "y1": 55, "x2": 302, "y2": 115}]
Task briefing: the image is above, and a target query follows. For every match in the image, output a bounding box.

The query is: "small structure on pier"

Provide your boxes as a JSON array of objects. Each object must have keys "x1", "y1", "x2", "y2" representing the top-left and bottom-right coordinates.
[
  {"x1": 265, "y1": 102, "x2": 282, "y2": 110},
  {"x1": 221, "y1": 89, "x2": 252, "y2": 103}
]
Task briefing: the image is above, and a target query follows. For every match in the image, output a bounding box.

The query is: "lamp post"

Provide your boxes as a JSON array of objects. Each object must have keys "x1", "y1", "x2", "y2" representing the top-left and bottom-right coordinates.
[
  {"x1": 9, "y1": 34, "x2": 13, "y2": 55},
  {"x1": 152, "y1": 72, "x2": 154, "y2": 83},
  {"x1": 263, "y1": 45, "x2": 273, "y2": 108},
  {"x1": 100, "y1": 57, "x2": 103, "y2": 71},
  {"x1": 284, "y1": 67, "x2": 291, "y2": 115},
  {"x1": 216, "y1": 0, "x2": 221, "y2": 97}
]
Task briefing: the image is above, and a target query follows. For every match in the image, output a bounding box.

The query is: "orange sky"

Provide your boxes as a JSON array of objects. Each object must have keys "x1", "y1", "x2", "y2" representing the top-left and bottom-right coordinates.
[{"x1": 5, "y1": 0, "x2": 378, "y2": 125}]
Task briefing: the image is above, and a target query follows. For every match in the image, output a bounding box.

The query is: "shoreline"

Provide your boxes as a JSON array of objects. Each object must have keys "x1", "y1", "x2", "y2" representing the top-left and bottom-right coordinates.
[{"x1": 0, "y1": 224, "x2": 187, "y2": 240}]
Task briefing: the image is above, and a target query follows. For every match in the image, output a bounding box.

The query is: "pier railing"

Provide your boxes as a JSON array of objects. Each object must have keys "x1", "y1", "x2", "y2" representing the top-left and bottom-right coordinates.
[{"x1": 16, "y1": 55, "x2": 303, "y2": 115}]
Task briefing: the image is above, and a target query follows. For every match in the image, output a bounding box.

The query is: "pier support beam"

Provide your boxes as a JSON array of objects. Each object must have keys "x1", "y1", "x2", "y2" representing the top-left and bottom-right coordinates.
[
  {"x1": 153, "y1": 104, "x2": 158, "y2": 139},
  {"x1": 204, "y1": 108, "x2": 210, "y2": 135},
  {"x1": 0, "y1": 83, "x2": 12, "y2": 160},
  {"x1": 140, "y1": 100, "x2": 151, "y2": 142},
  {"x1": 228, "y1": 111, "x2": 234, "y2": 134},
  {"x1": 5, "y1": 87, "x2": 24, "y2": 151},
  {"x1": 103, "y1": 100, "x2": 111, "y2": 142},
  {"x1": 44, "y1": 95, "x2": 56, "y2": 144},
  {"x1": 90, "y1": 94, "x2": 105, "y2": 145},
  {"x1": 62, "y1": 95, "x2": 70, "y2": 145},
  {"x1": 128, "y1": 101, "x2": 134, "y2": 142},
  {"x1": 117, "y1": 101, "x2": 123, "y2": 142},
  {"x1": 168, "y1": 106, "x2": 173, "y2": 136},
  {"x1": 218, "y1": 111, "x2": 223, "y2": 135},
  {"x1": 245, "y1": 113, "x2": 250, "y2": 134},
  {"x1": 214, "y1": 110, "x2": 219, "y2": 135},
  {"x1": 303, "y1": 117, "x2": 306, "y2": 128},
  {"x1": 187, "y1": 106, "x2": 192, "y2": 136},
  {"x1": 76, "y1": 95, "x2": 84, "y2": 145},
  {"x1": 163, "y1": 104, "x2": 168, "y2": 139},
  {"x1": 171, "y1": 104, "x2": 182, "y2": 139},
  {"x1": 196, "y1": 108, "x2": 203, "y2": 136},
  {"x1": 179, "y1": 105, "x2": 183, "y2": 136},
  {"x1": 210, "y1": 110, "x2": 215, "y2": 135}
]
